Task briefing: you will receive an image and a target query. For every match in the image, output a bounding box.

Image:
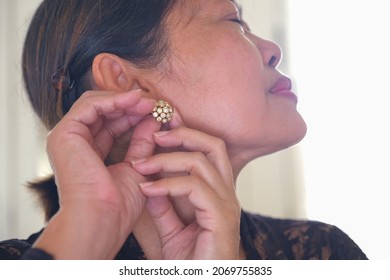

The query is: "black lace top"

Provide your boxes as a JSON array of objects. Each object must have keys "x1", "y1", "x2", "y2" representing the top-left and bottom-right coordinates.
[{"x1": 0, "y1": 211, "x2": 367, "y2": 260}]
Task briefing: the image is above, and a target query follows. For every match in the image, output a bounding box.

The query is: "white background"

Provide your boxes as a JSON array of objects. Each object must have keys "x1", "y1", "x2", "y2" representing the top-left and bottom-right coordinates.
[{"x1": 287, "y1": 0, "x2": 390, "y2": 260}]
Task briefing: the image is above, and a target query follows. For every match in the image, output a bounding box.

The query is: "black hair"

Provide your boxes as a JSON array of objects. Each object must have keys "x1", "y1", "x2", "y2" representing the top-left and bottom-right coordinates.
[{"x1": 23, "y1": 0, "x2": 176, "y2": 130}]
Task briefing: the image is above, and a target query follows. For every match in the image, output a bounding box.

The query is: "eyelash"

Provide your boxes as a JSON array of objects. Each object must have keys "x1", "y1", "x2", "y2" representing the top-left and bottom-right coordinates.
[
  {"x1": 230, "y1": 18, "x2": 250, "y2": 32},
  {"x1": 230, "y1": 18, "x2": 244, "y2": 25}
]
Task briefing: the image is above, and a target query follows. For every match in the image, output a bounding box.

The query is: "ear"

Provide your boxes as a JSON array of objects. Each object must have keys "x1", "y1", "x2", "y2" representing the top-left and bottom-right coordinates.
[{"x1": 92, "y1": 53, "x2": 135, "y2": 91}]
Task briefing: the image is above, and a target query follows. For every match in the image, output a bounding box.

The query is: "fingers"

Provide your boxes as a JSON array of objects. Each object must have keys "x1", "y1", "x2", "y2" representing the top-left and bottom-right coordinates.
[
  {"x1": 90, "y1": 114, "x2": 141, "y2": 160},
  {"x1": 134, "y1": 152, "x2": 230, "y2": 199},
  {"x1": 135, "y1": 148, "x2": 241, "y2": 228},
  {"x1": 167, "y1": 107, "x2": 185, "y2": 129},
  {"x1": 144, "y1": 196, "x2": 185, "y2": 245},
  {"x1": 49, "y1": 90, "x2": 156, "y2": 160},
  {"x1": 65, "y1": 89, "x2": 153, "y2": 126},
  {"x1": 124, "y1": 116, "x2": 161, "y2": 163},
  {"x1": 140, "y1": 176, "x2": 223, "y2": 213},
  {"x1": 140, "y1": 175, "x2": 241, "y2": 255},
  {"x1": 135, "y1": 112, "x2": 240, "y2": 259},
  {"x1": 132, "y1": 127, "x2": 234, "y2": 195},
  {"x1": 154, "y1": 128, "x2": 234, "y2": 189}
]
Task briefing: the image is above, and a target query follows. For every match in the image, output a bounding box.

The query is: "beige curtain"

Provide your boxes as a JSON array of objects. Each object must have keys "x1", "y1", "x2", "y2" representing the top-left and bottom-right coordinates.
[{"x1": 0, "y1": 0, "x2": 45, "y2": 240}]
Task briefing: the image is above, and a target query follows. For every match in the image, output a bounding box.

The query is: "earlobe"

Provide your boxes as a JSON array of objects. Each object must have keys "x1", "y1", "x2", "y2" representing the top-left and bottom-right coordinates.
[{"x1": 92, "y1": 53, "x2": 133, "y2": 91}]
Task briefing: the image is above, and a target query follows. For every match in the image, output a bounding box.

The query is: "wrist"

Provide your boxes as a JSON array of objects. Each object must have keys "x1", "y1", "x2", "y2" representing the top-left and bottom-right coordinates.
[{"x1": 34, "y1": 205, "x2": 126, "y2": 259}]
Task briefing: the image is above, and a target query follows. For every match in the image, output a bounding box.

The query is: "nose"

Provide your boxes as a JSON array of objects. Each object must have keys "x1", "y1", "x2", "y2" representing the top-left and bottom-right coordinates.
[{"x1": 254, "y1": 36, "x2": 282, "y2": 68}]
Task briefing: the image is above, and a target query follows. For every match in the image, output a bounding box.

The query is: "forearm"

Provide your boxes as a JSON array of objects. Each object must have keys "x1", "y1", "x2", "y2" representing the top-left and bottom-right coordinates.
[{"x1": 33, "y1": 205, "x2": 126, "y2": 260}]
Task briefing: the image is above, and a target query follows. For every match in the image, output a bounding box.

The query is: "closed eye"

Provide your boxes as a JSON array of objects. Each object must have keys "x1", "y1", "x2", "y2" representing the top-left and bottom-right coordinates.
[
  {"x1": 230, "y1": 18, "x2": 243, "y2": 25},
  {"x1": 230, "y1": 18, "x2": 251, "y2": 32}
]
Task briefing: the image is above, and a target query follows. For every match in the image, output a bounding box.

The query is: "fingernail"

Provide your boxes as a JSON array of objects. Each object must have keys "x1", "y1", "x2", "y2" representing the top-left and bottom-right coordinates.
[
  {"x1": 147, "y1": 98, "x2": 156, "y2": 104},
  {"x1": 129, "y1": 89, "x2": 142, "y2": 94},
  {"x1": 153, "y1": 131, "x2": 170, "y2": 137},
  {"x1": 139, "y1": 182, "x2": 153, "y2": 188},
  {"x1": 131, "y1": 158, "x2": 146, "y2": 166}
]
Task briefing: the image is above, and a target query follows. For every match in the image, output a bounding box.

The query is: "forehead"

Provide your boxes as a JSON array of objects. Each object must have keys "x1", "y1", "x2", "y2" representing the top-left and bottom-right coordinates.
[
  {"x1": 201, "y1": 0, "x2": 239, "y2": 11},
  {"x1": 179, "y1": 0, "x2": 239, "y2": 16}
]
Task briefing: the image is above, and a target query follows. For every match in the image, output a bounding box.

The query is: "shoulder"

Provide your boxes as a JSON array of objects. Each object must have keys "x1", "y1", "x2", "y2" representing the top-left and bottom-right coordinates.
[
  {"x1": 240, "y1": 211, "x2": 367, "y2": 260},
  {"x1": 0, "y1": 231, "x2": 42, "y2": 260}
]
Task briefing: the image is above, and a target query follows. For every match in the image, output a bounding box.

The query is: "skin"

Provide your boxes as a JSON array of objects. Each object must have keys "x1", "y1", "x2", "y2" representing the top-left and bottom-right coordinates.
[
  {"x1": 158, "y1": 0, "x2": 306, "y2": 177},
  {"x1": 33, "y1": 0, "x2": 306, "y2": 259}
]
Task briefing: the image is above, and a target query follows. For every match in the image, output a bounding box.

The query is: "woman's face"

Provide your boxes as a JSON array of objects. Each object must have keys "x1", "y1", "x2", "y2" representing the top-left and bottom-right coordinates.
[{"x1": 158, "y1": 0, "x2": 306, "y2": 171}]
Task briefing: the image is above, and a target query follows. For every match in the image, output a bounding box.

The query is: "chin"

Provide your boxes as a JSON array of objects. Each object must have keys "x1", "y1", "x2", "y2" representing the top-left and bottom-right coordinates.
[
  {"x1": 275, "y1": 117, "x2": 307, "y2": 152},
  {"x1": 251, "y1": 117, "x2": 307, "y2": 158},
  {"x1": 286, "y1": 117, "x2": 307, "y2": 147}
]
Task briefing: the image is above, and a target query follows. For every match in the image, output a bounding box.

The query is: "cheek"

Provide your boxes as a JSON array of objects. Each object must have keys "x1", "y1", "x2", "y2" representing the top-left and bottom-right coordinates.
[
  {"x1": 177, "y1": 80, "x2": 269, "y2": 148},
  {"x1": 162, "y1": 32, "x2": 269, "y2": 137}
]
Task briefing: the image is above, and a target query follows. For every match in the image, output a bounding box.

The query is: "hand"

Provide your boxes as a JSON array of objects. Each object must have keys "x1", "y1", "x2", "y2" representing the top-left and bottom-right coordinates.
[
  {"x1": 34, "y1": 90, "x2": 160, "y2": 259},
  {"x1": 132, "y1": 114, "x2": 241, "y2": 259}
]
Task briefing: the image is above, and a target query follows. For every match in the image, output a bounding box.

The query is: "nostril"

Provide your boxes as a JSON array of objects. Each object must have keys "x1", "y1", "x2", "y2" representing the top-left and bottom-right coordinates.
[{"x1": 268, "y1": 55, "x2": 278, "y2": 68}]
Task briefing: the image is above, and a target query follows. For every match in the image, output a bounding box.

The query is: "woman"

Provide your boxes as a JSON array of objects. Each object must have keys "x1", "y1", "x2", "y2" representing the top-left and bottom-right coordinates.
[{"x1": 0, "y1": 0, "x2": 367, "y2": 259}]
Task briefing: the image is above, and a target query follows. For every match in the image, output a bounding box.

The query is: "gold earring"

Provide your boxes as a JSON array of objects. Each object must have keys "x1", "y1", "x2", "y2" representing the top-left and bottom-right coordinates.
[{"x1": 152, "y1": 100, "x2": 173, "y2": 123}]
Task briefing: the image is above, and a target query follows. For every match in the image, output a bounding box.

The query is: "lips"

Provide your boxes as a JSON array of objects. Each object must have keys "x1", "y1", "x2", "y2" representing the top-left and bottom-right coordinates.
[{"x1": 269, "y1": 76, "x2": 298, "y2": 103}]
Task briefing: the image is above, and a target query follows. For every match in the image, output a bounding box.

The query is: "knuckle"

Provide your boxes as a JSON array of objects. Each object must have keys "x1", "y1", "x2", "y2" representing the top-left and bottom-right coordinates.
[
  {"x1": 46, "y1": 127, "x2": 65, "y2": 150},
  {"x1": 191, "y1": 151, "x2": 208, "y2": 165},
  {"x1": 75, "y1": 90, "x2": 102, "y2": 108},
  {"x1": 213, "y1": 137, "x2": 227, "y2": 153},
  {"x1": 79, "y1": 90, "x2": 96, "y2": 99},
  {"x1": 73, "y1": 90, "x2": 92, "y2": 106},
  {"x1": 188, "y1": 175, "x2": 204, "y2": 186}
]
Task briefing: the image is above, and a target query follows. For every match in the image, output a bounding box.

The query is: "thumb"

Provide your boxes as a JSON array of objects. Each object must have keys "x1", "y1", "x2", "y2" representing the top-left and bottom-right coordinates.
[
  {"x1": 168, "y1": 109, "x2": 186, "y2": 129},
  {"x1": 144, "y1": 196, "x2": 185, "y2": 246},
  {"x1": 124, "y1": 115, "x2": 161, "y2": 162}
]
